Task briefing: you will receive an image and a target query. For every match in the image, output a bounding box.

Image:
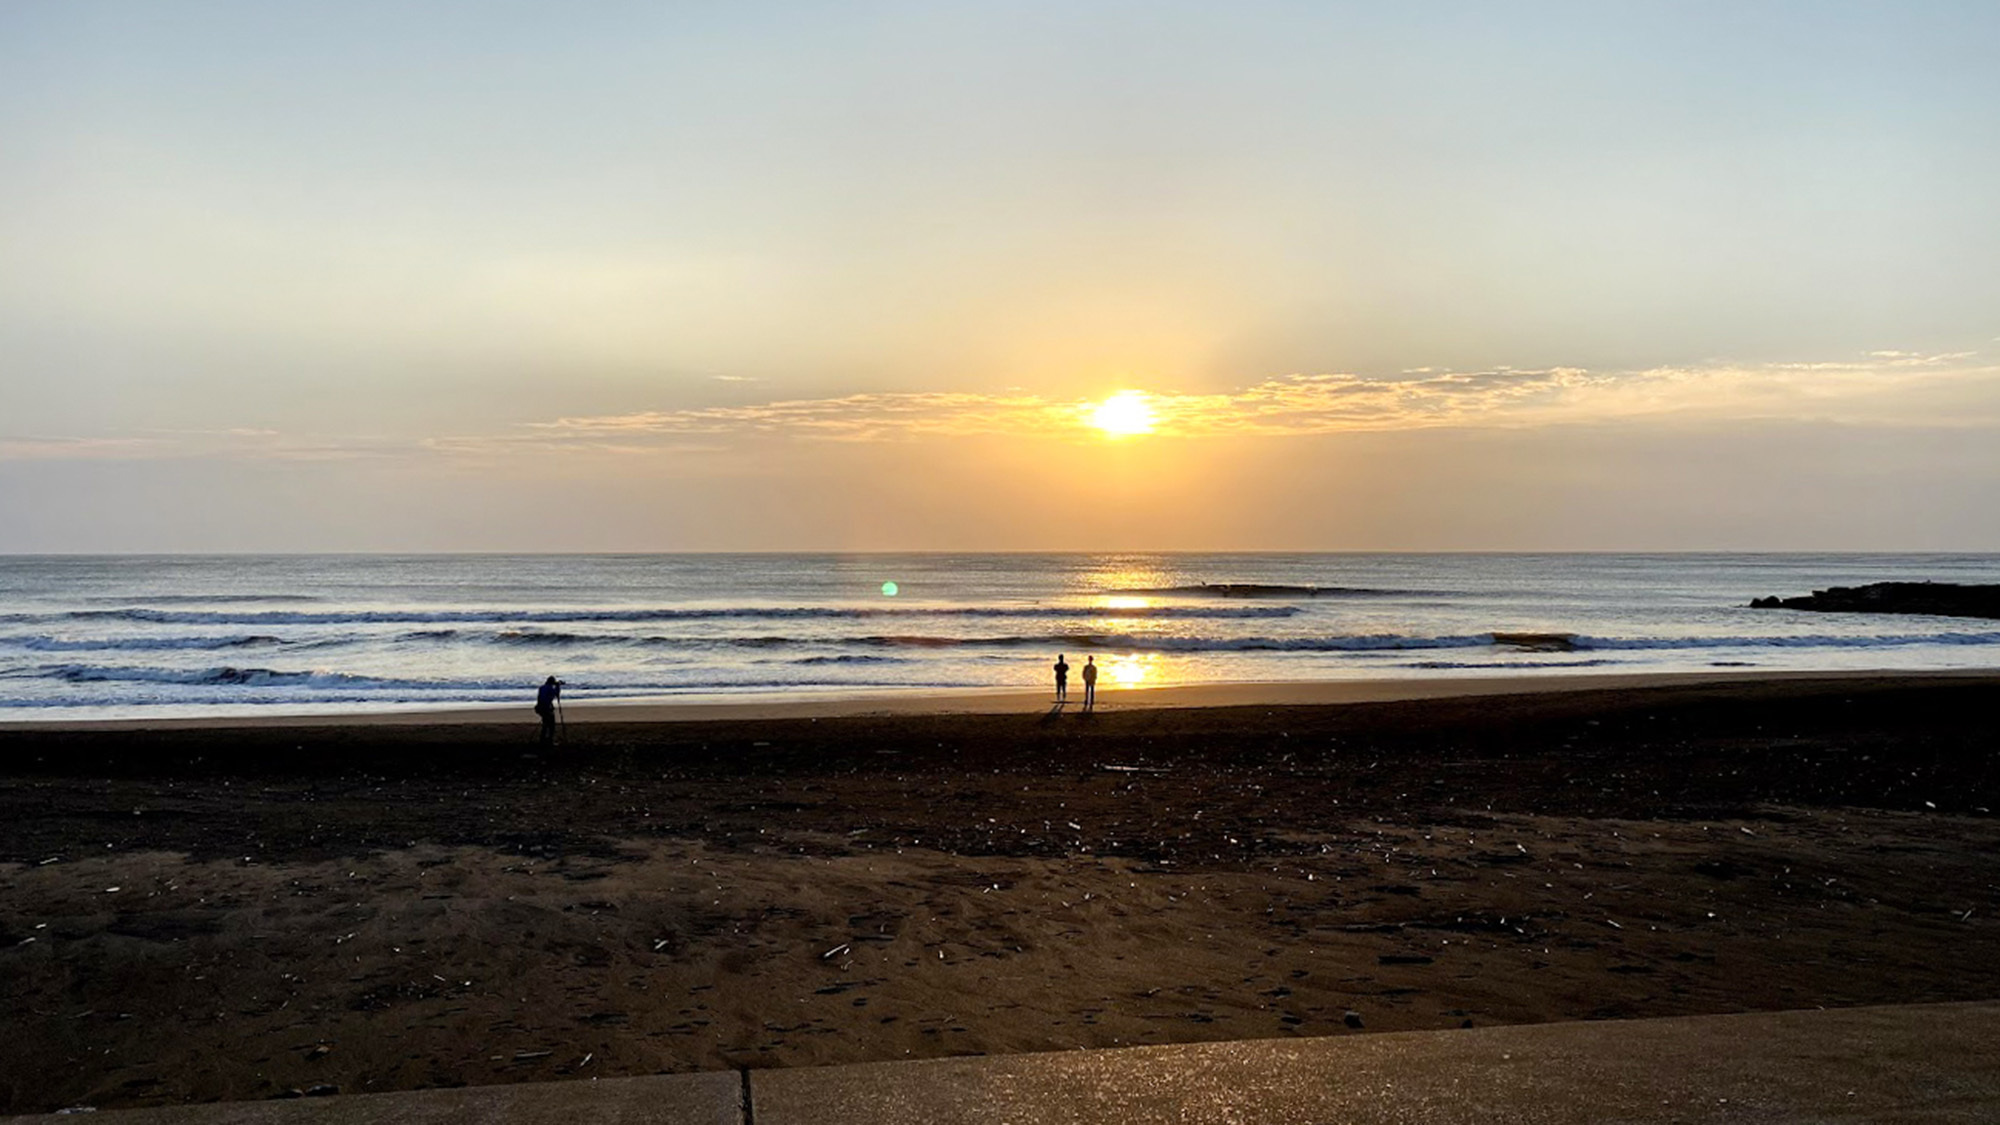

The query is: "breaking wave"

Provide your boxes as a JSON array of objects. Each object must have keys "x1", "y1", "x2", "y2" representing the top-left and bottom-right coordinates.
[
  {"x1": 46, "y1": 604, "x2": 1303, "y2": 626},
  {"x1": 0, "y1": 634, "x2": 289, "y2": 652},
  {"x1": 80, "y1": 594, "x2": 322, "y2": 605},
  {"x1": 827, "y1": 633, "x2": 1498, "y2": 652},
  {"x1": 1570, "y1": 631, "x2": 2000, "y2": 650},
  {"x1": 24, "y1": 664, "x2": 460, "y2": 689},
  {"x1": 0, "y1": 662, "x2": 972, "y2": 708}
]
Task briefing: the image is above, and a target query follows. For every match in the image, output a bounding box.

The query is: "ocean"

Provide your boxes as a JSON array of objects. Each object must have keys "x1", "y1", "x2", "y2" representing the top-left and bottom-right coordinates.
[{"x1": 1, "y1": 553, "x2": 1997, "y2": 720}]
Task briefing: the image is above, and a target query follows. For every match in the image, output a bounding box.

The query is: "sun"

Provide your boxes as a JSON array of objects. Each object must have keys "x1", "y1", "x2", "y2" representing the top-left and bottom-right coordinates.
[{"x1": 1090, "y1": 391, "x2": 1156, "y2": 437}]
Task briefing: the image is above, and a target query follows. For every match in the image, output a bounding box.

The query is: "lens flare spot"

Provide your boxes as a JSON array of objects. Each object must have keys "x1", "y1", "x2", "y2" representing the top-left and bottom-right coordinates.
[
  {"x1": 881, "y1": 581, "x2": 899, "y2": 597},
  {"x1": 1090, "y1": 391, "x2": 1156, "y2": 438}
]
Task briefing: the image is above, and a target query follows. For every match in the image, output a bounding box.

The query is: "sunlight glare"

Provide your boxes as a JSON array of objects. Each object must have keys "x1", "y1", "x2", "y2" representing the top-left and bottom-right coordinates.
[
  {"x1": 1091, "y1": 391, "x2": 1156, "y2": 437},
  {"x1": 1108, "y1": 654, "x2": 1153, "y2": 685}
]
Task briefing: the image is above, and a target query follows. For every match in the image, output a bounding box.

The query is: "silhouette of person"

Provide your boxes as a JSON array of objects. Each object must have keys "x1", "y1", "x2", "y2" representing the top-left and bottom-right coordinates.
[
  {"x1": 1081, "y1": 655, "x2": 1098, "y2": 710},
  {"x1": 535, "y1": 676, "x2": 562, "y2": 744},
  {"x1": 1053, "y1": 654, "x2": 1070, "y2": 703}
]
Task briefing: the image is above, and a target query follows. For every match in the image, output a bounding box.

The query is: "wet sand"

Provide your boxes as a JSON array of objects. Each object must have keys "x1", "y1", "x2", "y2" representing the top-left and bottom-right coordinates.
[
  {"x1": 3, "y1": 673, "x2": 1999, "y2": 1113},
  {"x1": 9, "y1": 668, "x2": 1991, "y2": 729}
]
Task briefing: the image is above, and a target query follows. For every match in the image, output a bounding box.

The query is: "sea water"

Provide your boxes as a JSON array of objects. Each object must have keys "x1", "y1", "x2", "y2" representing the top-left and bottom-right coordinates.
[{"x1": 1, "y1": 553, "x2": 1998, "y2": 719}]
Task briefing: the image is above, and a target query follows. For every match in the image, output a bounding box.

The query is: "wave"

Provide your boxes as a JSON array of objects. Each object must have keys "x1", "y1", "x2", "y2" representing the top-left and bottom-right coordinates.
[
  {"x1": 1110, "y1": 584, "x2": 1407, "y2": 597},
  {"x1": 789, "y1": 629, "x2": 2000, "y2": 654},
  {"x1": 47, "y1": 603, "x2": 1302, "y2": 627},
  {"x1": 0, "y1": 634, "x2": 289, "y2": 652},
  {"x1": 15, "y1": 627, "x2": 1997, "y2": 664},
  {"x1": 186, "y1": 627, "x2": 2000, "y2": 657},
  {"x1": 832, "y1": 632, "x2": 1499, "y2": 652},
  {"x1": 0, "y1": 661, "x2": 972, "y2": 706},
  {"x1": 318, "y1": 628, "x2": 1495, "y2": 654},
  {"x1": 8, "y1": 663, "x2": 605, "y2": 692},
  {"x1": 1400, "y1": 658, "x2": 1625, "y2": 669},
  {"x1": 1570, "y1": 631, "x2": 2000, "y2": 651},
  {"x1": 491, "y1": 630, "x2": 585, "y2": 645},
  {"x1": 7, "y1": 661, "x2": 966, "y2": 692},
  {"x1": 81, "y1": 594, "x2": 321, "y2": 605},
  {"x1": 345, "y1": 628, "x2": 1448, "y2": 652},
  {"x1": 24, "y1": 663, "x2": 423, "y2": 689}
]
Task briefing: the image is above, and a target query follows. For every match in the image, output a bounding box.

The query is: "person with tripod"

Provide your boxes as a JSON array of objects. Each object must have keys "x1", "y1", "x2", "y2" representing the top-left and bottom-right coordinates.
[{"x1": 535, "y1": 675, "x2": 564, "y2": 744}]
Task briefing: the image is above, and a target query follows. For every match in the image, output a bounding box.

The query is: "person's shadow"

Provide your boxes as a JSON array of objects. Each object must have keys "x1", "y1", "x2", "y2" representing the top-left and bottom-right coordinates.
[{"x1": 1039, "y1": 699, "x2": 1067, "y2": 725}]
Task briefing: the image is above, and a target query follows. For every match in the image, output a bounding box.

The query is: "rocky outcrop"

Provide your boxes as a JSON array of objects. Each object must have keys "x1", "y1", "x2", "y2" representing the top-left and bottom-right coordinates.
[{"x1": 1749, "y1": 582, "x2": 2000, "y2": 620}]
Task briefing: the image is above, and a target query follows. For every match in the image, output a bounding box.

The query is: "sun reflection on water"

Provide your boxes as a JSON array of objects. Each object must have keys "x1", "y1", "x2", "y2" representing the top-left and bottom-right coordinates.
[
  {"x1": 1081, "y1": 562, "x2": 1172, "y2": 600},
  {"x1": 1107, "y1": 653, "x2": 1155, "y2": 685}
]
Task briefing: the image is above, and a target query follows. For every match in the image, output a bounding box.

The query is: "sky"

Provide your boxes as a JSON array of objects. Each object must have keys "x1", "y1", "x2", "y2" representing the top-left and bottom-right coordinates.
[{"x1": 2, "y1": 0, "x2": 1998, "y2": 551}]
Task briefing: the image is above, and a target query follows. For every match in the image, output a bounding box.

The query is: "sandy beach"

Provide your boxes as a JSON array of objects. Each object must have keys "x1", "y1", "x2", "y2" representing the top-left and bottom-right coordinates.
[{"x1": 3, "y1": 671, "x2": 1999, "y2": 1113}]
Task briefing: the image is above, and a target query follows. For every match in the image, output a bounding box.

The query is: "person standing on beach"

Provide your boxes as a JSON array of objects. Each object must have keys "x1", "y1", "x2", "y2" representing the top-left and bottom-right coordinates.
[
  {"x1": 1081, "y1": 655, "x2": 1098, "y2": 711},
  {"x1": 535, "y1": 676, "x2": 562, "y2": 744},
  {"x1": 1053, "y1": 654, "x2": 1070, "y2": 703}
]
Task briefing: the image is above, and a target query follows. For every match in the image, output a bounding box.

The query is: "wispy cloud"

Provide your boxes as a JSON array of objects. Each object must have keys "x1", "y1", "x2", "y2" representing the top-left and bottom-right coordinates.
[
  {"x1": 513, "y1": 351, "x2": 2000, "y2": 448},
  {"x1": 0, "y1": 428, "x2": 411, "y2": 463},
  {"x1": 504, "y1": 369, "x2": 1610, "y2": 449},
  {"x1": 0, "y1": 436, "x2": 162, "y2": 460},
  {"x1": 6, "y1": 351, "x2": 1994, "y2": 463},
  {"x1": 524, "y1": 391, "x2": 1080, "y2": 443}
]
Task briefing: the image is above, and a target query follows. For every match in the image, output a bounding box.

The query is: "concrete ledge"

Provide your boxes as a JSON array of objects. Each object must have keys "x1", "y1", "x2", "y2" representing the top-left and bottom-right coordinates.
[{"x1": 752, "y1": 1001, "x2": 2000, "y2": 1124}]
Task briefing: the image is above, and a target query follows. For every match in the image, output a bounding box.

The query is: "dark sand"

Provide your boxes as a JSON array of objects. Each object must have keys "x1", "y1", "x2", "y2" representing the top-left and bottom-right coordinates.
[{"x1": 3, "y1": 674, "x2": 1999, "y2": 1113}]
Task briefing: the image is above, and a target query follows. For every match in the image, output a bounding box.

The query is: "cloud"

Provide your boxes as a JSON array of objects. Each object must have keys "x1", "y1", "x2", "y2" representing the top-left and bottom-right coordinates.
[
  {"x1": 508, "y1": 351, "x2": 2000, "y2": 449},
  {"x1": 0, "y1": 428, "x2": 409, "y2": 463},
  {"x1": 524, "y1": 391, "x2": 1083, "y2": 443},
  {"x1": 0, "y1": 436, "x2": 162, "y2": 460},
  {"x1": 7, "y1": 349, "x2": 1995, "y2": 463},
  {"x1": 504, "y1": 369, "x2": 1611, "y2": 449}
]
